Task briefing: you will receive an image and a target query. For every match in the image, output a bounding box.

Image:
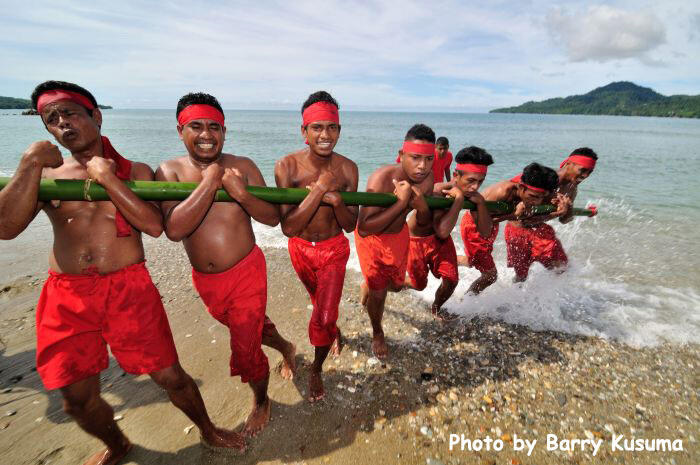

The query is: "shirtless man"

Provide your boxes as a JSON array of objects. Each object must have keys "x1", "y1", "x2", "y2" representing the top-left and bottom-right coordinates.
[
  {"x1": 501, "y1": 149, "x2": 598, "y2": 281},
  {"x1": 0, "y1": 81, "x2": 245, "y2": 465},
  {"x1": 355, "y1": 124, "x2": 435, "y2": 359},
  {"x1": 402, "y1": 147, "x2": 489, "y2": 318},
  {"x1": 274, "y1": 91, "x2": 358, "y2": 402},
  {"x1": 480, "y1": 162, "x2": 566, "y2": 282},
  {"x1": 156, "y1": 93, "x2": 296, "y2": 437},
  {"x1": 432, "y1": 146, "x2": 496, "y2": 296}
]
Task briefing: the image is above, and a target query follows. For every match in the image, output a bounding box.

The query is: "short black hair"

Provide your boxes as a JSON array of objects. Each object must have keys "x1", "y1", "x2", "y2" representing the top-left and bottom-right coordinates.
[
  {"x1": 521, "y1": 162, "x2": 559, "y2": 192},
  {"x1": 176, "y1": 92, "x2": 224, "y2": 118},
  {"x1": 455, "y1": 146, "x2": 494, "y2": 169},
  {"x1": 436, "y1": 136, "x2": 449, "y2": 146},
  {"x1": 405, "y1": 124, "x2": 436, "y2": 143},
  {"x1": 31, "y1": 80, "x2": 97, "y2": 115},
  {"x1": 569, "y1": 147, "x2": 598, "y2": 160},
  {"x1": 301, "y1": 91, "x2": 339, "y2": 114}
]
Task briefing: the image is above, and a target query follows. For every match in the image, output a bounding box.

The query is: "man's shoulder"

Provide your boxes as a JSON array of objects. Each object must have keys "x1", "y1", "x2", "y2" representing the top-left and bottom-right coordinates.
[{"x1": 332, "y1": 152, "x2": 358, "y2": 172}]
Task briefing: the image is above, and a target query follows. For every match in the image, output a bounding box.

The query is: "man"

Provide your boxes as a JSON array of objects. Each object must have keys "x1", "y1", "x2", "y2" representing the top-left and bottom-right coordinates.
[
  {"x1": 395, "y1": 135, "x2": 452, "y2": 183},
  {"x1": 434, "y1": 146, "x2": 496, "y2": 295},
  {"x1": 502, "y1": 149, "x2": 598, "y2": 281},
  {"x1": 156, "y1": 93, "x2": 296, "y2": 437},
  {"x1": 274, "y1": 91, "x2": 358, "y2": 402},
  {"x1": 0, "y1": 81, "x2": 245, "y2": 465},
  {"x1": 356, "y1": 124, "x2": 435, "y2": 359},
  {"x1": 433, "y1": 136, "x2": 453, "y2": 183},
  {"x1": 403, "y1": 147, "x2": 492, "y2": 318},
  {"x1": 481, "y1": 162, "x2": 567, "y2": 282}
]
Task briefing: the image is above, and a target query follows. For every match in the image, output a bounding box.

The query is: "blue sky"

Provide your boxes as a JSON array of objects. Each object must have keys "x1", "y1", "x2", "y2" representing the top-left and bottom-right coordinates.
[{"x1": 1, "y1": 0, "x2": 698, "y2": 111}]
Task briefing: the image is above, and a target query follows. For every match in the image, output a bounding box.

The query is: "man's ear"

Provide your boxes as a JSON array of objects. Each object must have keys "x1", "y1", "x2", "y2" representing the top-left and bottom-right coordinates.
[
  {"x1": 92, "y1": 107, "x2": 103, "y2": 129},
  {"x1": 177, "y1": 125, "x2": 184, "y2": 140}
]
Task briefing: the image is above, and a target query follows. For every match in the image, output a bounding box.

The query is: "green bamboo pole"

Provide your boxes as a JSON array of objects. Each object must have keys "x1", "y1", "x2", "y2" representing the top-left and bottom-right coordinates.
[{"x1": 0, "y1": 177, "x2": 594, "y2": 216}]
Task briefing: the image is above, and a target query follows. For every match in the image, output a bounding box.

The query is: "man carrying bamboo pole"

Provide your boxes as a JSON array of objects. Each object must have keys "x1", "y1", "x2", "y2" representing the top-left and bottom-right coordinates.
[
  {"x1": 274, "y1": 91, "x2": 358, "y2": 402},
  {"x1": 156, "y1": 92, "x2": 296, "y2": 438},
  {"x1": 481, "y1": 162, "x2": 568, "y2": 282},
  {"x1": 355, "y1": 124, "x2": 435, "y2": 360},
  {"x1": 0, "y1": 81, "x2": 247, "y2": 465},
  {"x1": 501, "y1": 149, "x2": 598, "y2": 282},
  {"x1": 405, "y1": 146, "x2": 494, "y2": 309}
]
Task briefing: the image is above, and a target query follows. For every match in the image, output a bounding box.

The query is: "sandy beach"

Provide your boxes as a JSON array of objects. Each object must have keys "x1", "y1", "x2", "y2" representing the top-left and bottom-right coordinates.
[{"x1": 0, "y1": 237, "x2": 698, "y2": 465}]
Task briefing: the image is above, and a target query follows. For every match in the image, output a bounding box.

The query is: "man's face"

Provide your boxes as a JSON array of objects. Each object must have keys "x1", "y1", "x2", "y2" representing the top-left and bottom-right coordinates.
[
  {"x1": 178, "y1": 119, "x2": 226, "y2": 162},
  {"x1": 399, "y1": 140, "x2": 434, "y2": 183},
  {"x1": 41, "y1": 100, "x2": 102, "y2": 152},
  {"x1": 453, "y1": 171, "x2": 486, "y2": 194},
  {"x1": 517, "y1": 185, "x2": 550, "y2": 206},
  {"x1": 565, "y1": 162, "x2": 593, "y2": 184},
  {"x1": 302, "y1": 121, "x2": 340, "y2": 157},
  {"x1": 436, "y1": 143, "x2": 449, "y2": 158}
]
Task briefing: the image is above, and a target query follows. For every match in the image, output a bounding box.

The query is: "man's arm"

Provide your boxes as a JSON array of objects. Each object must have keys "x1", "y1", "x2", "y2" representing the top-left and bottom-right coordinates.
[
  {"x1": 223, "y1": 158, "x2": 279, "y2": 227},
  {"x1": 357, "y1": 171, "x2": 411, "y2": 237},
  {"x1": 274, "y1": 157, "x2": 328, "y2": 237},
  {"x1": 411, "y1": 182, "x2": 432, "y2": 227},
  {"x1": 86, "y1": 158, "x2": 163, "y2": 237},
  {"x1": 322, "y1": 161, "x2": 359, "y2": 233},
  {"x1": 0, "y1": 141, "x2": 59, "y2": 239},
  {"x1": 433, "y1": 185, "x2": 463, "y2": 239},
  {"x1": 558, "y1": 189, "x2": 577, "y2": 224},
  {"x1": 155, "y1": 162, "x2": 221, "y2": 241}
]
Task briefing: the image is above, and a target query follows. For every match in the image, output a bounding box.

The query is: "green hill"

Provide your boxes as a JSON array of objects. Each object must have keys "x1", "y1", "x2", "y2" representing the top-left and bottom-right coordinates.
[
  {"x1": 1, "y1": 96, "x2": 113, "y2": 110},
  {"x1": 0, "y1": 96, "x2": 31, "y2": 109},
  {"x1": 491, "y1": 82, "x2": 700, "y2": 118}
]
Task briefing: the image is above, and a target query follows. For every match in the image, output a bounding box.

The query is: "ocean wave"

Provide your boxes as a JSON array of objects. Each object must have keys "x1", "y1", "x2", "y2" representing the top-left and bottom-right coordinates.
[{"x1": 254, "y1": 197, "x2": 700, "y2": 347}]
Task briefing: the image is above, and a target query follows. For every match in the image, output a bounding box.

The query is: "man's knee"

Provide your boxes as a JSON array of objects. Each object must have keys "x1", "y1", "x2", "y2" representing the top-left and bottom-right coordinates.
[
  {"x1": 150, "y1": 363, "x2": 189, "y2": 391},
  {"x1": 61, "y1": 381, "x2": 101, "y2": 416}
]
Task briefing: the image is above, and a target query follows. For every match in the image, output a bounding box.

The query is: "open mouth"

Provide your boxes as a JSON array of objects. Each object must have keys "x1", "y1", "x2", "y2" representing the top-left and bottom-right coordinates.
[
  {"x1": 196, "y1": 142, "x2": 215, "y2": 150},
  {"x1": 63, "y1": 130, "x2": 77, "y2": 140}
]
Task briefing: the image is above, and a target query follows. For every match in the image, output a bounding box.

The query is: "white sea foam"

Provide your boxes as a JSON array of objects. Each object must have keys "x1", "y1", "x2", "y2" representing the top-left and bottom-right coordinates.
[{"x1": 255, "y1": 198, "x2": 700, "y2": 347}]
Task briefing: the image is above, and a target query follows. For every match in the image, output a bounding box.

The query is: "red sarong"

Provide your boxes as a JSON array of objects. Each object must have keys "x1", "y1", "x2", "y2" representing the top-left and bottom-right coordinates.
[
  {"x1": 36, "y1": 262, "x2": 178, "y2": 390},
  {"x1": 460, "y1": 212, "x2": 499, "y2": 273},
  {"x1": 288, "y1": 234, "x2": 349, "y2": 347},
  {"x1": 354, "y1": 224, "x2": 409, "y2": 291},
  {"x1": 407, "y1": 235, "x2": 458, "y2": 290},
  {"x1": 191, "y1": 246, "x2": 276, "y2": 383},
  {"x1": 504, "y1": 223, "x2": 568, "y2": 278}
]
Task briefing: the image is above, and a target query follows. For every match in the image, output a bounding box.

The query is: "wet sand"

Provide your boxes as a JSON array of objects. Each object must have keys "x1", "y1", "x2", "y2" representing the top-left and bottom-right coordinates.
[{"x1": 0, "y1": 237, "x2": 698, "y2": 464}]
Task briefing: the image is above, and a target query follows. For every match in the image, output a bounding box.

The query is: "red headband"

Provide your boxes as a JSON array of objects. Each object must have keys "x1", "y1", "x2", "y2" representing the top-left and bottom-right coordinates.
[
  {"x1": 402, "y1": 141, "x2": 435, "y2": 156},
  {"x1": 36, "y1": 90, "x2": 95, "y2": 113},
  {"x1": 455, "y1": 163, "x2": 487, "y2": 174},
  {"x1": 177, "y1": 104, "x2": 225, "y2": 127},
  {"x1": 561, "y1": 155, "x2": 596, "y2": 170},
  {"x1": 511, "y1": 173, "x2": 547, "y2": 193},
  {"x1": 302, "y1": 102, "x2": 339, "y2": 126}
]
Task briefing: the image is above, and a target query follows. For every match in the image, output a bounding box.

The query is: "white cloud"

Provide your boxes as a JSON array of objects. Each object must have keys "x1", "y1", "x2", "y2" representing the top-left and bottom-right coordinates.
[{"x1": 546, "y1": 5, "x2": 666, "y2": 63}]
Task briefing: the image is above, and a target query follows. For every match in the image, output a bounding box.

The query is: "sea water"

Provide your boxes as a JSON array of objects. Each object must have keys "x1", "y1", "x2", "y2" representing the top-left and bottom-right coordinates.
[{"x1": 1, "y1": 109, "x2": 698, "y2": 346}]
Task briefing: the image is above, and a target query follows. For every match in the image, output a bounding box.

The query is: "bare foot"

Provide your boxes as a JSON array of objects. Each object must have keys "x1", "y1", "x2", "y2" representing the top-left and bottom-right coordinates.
[
  {"x1": 329, "y1": 330, "x2": 343, "y2": 358},
  {"x1": 83, "y1": 441, "x2": 132, "y2": 465},
  {"x1": 432, "y1": 305, "x2": 458, "y2": 322},
  {"x1": 360, "y1": 281, "x2": 369, "y2": 307},
  {"x1": 201, "y1": 426, "x2": 247, "y2": 451},
  {"x1": 308, "y1": 370, "x2": 325, "y2": 402},
  {"x1": 371, "y1": 332, "x2": 388, "y2": 360},
  {"x1": 243, "y1": 397, "x2": 271, "y2": 437},
  {"x1": 277, "y1": 342, "x2": 296, "y2": 380}
]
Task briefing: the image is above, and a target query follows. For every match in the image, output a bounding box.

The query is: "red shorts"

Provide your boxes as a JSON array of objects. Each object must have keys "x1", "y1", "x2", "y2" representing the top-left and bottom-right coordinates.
[
  {"x1": 288, "y1": 234, "x2": 349, "y2": 347},
  {"x1": 407, "y1": 235, "x2": 459, "y2": 290},
  {"x1": 192, "y1": 246, "x2": 276, "y2": 383},
  {"x1": 36, "y1": 262, "x2": 178, "y2": 390},
  {"x1": 354, "y1": 224, "x2": 410, "y2": 291},
  {"x1": 460, "y1": 212, "x2": 499, "y2": 273},
  {"x1": 504, "y1": 222, "x2": 568, "y2": 278}
]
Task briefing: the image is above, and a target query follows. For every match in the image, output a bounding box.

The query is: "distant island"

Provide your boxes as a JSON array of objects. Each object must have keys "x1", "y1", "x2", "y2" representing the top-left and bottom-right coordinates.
[
  {"x1": 0, "y1": 96, "x2": 112, "y2": 111},
  {"x1": 490, "y1": 82, "x2": 700, "y2": 118}
]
